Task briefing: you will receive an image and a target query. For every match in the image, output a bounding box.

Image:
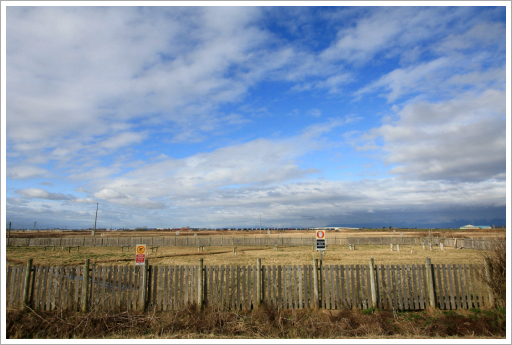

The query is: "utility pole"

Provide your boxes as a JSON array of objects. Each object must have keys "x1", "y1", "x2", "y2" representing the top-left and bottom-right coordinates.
[
  {"x1": 92, "y1": 203, "x2": 98, "y2": 236},
  {"x1": 33, "y1": 222, "x2": 37, "y2": 230}
]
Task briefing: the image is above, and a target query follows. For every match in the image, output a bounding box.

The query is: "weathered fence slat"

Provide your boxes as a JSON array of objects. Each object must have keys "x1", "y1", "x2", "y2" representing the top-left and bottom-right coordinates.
[{"x1": 6, "y1": 260, "x2": 489, "y2": 312}]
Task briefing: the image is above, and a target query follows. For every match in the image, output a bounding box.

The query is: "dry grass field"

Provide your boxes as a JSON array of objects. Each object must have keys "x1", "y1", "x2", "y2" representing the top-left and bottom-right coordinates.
[{"x1": 6, "y1": 242, "x2": 486, "y2": 267}]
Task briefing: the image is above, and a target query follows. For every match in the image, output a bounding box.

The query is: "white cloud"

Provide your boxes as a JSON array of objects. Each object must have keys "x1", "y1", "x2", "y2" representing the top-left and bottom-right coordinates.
[
  {"x1": 363, "y1": 89, "x2": 506, "y2": 182},
  {"x1": 16, "y1": 188, "x2": 70, "y2": 200},
  {"x1": 7, "y1": 165, "x2": 49, "y2": 180}
]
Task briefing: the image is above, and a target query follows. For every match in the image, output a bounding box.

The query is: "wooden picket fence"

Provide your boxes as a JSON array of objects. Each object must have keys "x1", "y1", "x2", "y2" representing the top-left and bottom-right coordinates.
[
  {"x1": 6, "y1": 258, "x2": 493, "y2": 312},
  {"x1": 6, "y1": 236, "x2": 498, "y2": 250}
]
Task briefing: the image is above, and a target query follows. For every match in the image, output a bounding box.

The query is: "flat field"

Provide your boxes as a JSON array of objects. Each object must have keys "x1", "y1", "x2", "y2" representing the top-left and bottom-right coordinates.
[{"x1": 6, "y1": 242, "x2": 486, "y2": 268}]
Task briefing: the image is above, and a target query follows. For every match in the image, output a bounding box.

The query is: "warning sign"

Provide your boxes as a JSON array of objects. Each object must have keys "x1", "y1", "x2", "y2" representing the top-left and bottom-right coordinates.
[
  {"x1": 316, "y1": 230, "x2": 326, "y2": 251},
  {"x1": 316, "y1": 230, "x2": 325, "y2": 239},
  {"x1": 135, "y1": 244, "x2": 146, "y2": 265}
]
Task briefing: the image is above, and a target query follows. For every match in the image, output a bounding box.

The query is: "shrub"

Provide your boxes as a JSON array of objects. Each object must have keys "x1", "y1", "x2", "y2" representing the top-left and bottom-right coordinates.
[{"x1": 477, "y1": 237, "x2": 506, "y2": 309}]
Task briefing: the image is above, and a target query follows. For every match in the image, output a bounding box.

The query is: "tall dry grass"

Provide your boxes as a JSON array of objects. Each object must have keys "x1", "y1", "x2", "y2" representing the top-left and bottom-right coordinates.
[
  {"x1": 6, "y1": 304, "x2": 506, "y2": 339},
  {"x1": 476, "y1": 237, "x2": 506, "y2": 309}
]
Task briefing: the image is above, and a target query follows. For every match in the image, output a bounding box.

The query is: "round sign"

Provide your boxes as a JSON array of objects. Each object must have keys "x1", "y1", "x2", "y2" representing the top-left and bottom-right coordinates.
[
  {"x1": 316, "y1": 230, "x2": 325, "y2": 239},
  {"x1": 136, "y1": 245, "x2": 146, "y2": 254}
]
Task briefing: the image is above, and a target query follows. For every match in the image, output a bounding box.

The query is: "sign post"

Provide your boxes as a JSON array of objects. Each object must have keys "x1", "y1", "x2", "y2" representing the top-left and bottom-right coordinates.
[
  {"x1": 136, "y1": 244, "x2": 146, "y2": 266},
  {"x1": 316, "y1": 230, "x2": 326, "y2": 251}
]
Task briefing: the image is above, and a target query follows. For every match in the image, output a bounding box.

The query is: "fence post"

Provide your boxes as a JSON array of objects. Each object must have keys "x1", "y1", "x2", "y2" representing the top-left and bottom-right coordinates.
[
  {"x1": 22, "y1": 259, "x2": 33, "y2": 309},
  {"x1": 141, "y1": 259, "x2": 148, "y2": 311},
  {"x1": 369, "y1": 258, "x2": 378, "y2": 308},
  {"x1": 426, "y1": 257, "x2": 436, "y2": 309},
  {"x1": 81, "y1": 258, "x2": 90, "y2": 312},
  {"x1": 198, "y1": 258, "x2": 204, "y2": 309},
  {"x1": 484, "y1": 258, "x2": 495, "y2": 307},
  {"x1": 313, "y1": 258, "x2": 320, "y2": 309},
  {"x1": 257, "y1": 258, "x2": 262, "y2": 308}
]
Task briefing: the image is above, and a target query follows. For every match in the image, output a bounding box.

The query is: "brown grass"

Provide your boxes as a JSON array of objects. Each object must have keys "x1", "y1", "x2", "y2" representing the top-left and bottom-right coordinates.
[
  {"x1": 475, "y1": 237, "x2": 506, "y2": 309},
  {"x1": 6, "y1": 304, "x2": 506, "y2": 339},
  {"x1": 7, "y1": 244, "x2": 486, "y2": 267}
]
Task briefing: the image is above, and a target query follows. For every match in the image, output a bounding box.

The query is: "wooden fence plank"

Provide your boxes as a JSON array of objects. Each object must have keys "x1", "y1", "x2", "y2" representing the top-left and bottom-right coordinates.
[
  {"x1": 214, "y1": 266, "x2": 219, "y2": 307},
  {"x1": 34, "y1": 266, "x2": 44, "y2": 310},
  {"x1": 69, "y1": 267, "x2": 77, "y2": 311},
  {"x1": 435, "y1": 264, "x2": 444, "y2": 309},
  {"x1": 107, "y1": 266, "x2": 114, "y2": 311},
  {"x1": 475, "y1": 264, "x2": 486, "y2": 308},
  {"x1": 452, "y1": 265, "x2": 461, "y2": 309},
  {"x1": 329, "y1": 265, "x2": 335, "y2": 310},
  {"x1": 407, "y1": 265, "x2": 414, "y2": 310},
  {"x1": 220, "y1": 265, "x2": 226, "y2": 309},
  {"x1": 448, "y1": 265, "x2": 456, "y2": 310},
  {"x1": 274, "y1": 265, "x2": 279, "y2": 309},
  {"x1": 365, "y1": 265, "x2": 371, "y2": 310},
  {"x1": 171, "y1": 266, "x2": 177, "y2": 310},
  {"x1": 252, "y1": 265, "x2": 257, "y2": 309},
  {"x1": 335, "y1": 265, "x2": 341, "y2": 310},
  {"x1": 60, "y1": 267, "x2": 67, "y2": 310},
  {"x1": 299, "y1": 266, "x2": 304, "y2": 309},
  {"x1": 467, "y1": 264, "x2": 476, "y2": 308},
  {"x1": 231, "y1": 266, "x2": 236, "y2": 310},
  {"x1": 236, "y1": 266, "x2": 241, "y2": 310},
  {"x1": 275, "y1": 265, "x2": 280, "y2": 309},
  {"x1": 380, "y1": 265, "x2": 387, "y2": 310},
  {"x1": 341, "y1": 265, "x2": 348, "y2": 308},
  {"x1": 6, "y1": 267, "x2": 13, "y2": 308},
  {"x1": 350, "y1": 265, "x2": 356, "y2": 309},
  {"x1": 411, "y1": 265, "x2": 419, "y2": 310},
  {"x1": 463, "y1": 264, "x2": 471, "y2": 309},
  {"x1": 458, "y1": 264, "x2": 466, "y2": 309},
  {"x1": 403, "y1": 265, "x2": 409, "y2": 310},
  {"x1": 442, "y1": 264, "x2": 450, "y2": 310},
  {"x1": 421, "y1": 264, "x2": 427, "y2": 310},
  {"x1": 355, "y1": 265, "x2": 361, "y2": 309},
  {"x1": 242, "y1": 266, "x2": 247, "y2": 309},
  {"x1": 397, "y1": 265, "x2": 404, "y2": 310},
  {"x1": 127, "y1": 266, "x2": 134, "y2": 311},
  {"x1": 91, "y1": 266, "x2": 99, "y2": 309},
  {"x1": 157, "y1": 266, "x2": 163, "y2": 310},
  {"x1": 48, "y1": 266, "x2": 55, "y2": 311},
  {"x1": 119, "y1": 266, "x2": 125, "y2": 309},
  {"x1": 391, "y1": 265, "x2": 398, "y2": 310},
  {"x1": 179, "y1": 266, "x2": 184, "y2": 309},
  {"x1": 302, "y1": 265, "x2": 307, "y2": 308}
]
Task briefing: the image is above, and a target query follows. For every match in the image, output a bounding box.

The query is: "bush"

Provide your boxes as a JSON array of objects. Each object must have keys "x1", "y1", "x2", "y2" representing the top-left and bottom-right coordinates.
[{"x1": 477, "y1": 237, "x2": 506, "y2": 309}]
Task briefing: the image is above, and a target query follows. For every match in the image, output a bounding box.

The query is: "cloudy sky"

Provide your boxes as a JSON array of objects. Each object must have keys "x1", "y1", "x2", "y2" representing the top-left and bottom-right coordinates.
[{"x1": 2, "y1": 3, "x2": 509, "y2": 229}]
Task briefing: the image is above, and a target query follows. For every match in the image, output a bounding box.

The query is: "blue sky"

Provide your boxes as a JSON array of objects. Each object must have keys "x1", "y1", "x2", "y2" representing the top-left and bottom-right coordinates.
[{"x1": 2, "y1": 3, "x2": 509, "y2": 229}]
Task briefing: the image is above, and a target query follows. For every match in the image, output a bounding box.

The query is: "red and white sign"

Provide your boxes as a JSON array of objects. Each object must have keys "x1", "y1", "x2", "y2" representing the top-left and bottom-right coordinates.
[
  {"x1": 316, "y1": 230, "x2": 325, "y2": 239},
  {"x1": 135, "y1": 244, "x2": 146, "y2": 265}
]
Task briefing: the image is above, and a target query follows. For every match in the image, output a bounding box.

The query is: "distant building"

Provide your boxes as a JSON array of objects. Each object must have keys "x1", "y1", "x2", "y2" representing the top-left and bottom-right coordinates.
[{"x1": 460, "y1": 224, "x2": 492, "y2": 230}]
